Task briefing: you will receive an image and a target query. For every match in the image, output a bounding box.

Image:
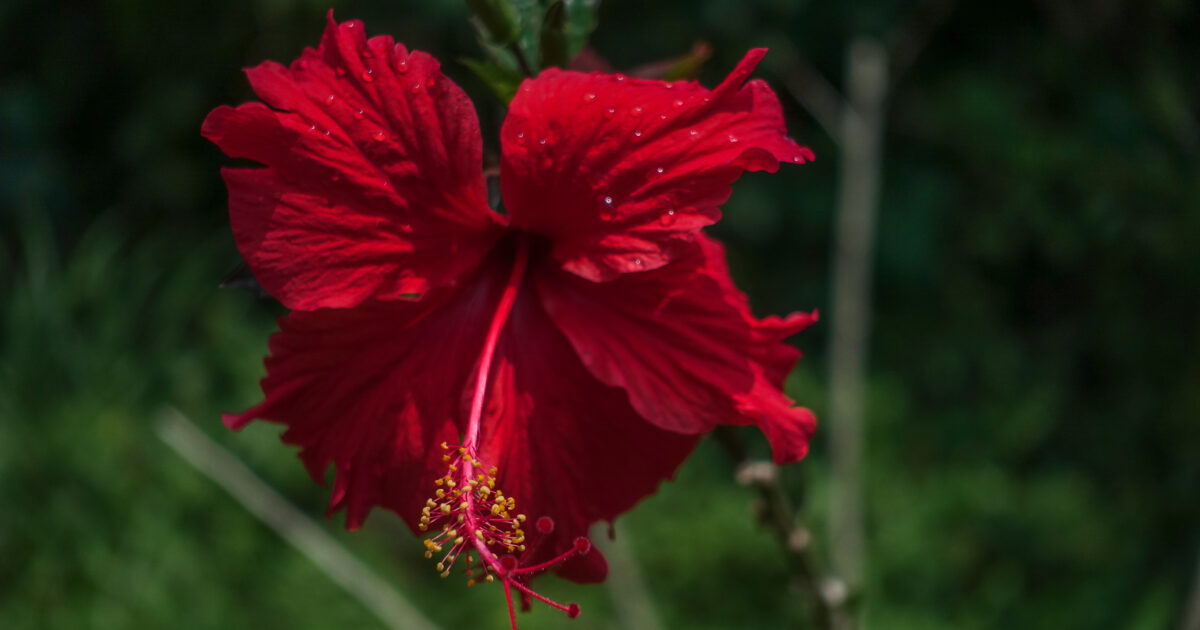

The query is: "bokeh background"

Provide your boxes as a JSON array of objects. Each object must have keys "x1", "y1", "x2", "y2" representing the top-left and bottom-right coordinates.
[{"x1": 2, "y1": 0, "x2": 1198, "y2": 628}]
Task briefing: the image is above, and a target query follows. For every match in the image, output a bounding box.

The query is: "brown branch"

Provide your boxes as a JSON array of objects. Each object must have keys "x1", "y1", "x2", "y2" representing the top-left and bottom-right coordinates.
[
  {"x1": 1182, "y1": 543, "x2": 1200, "y2": 630},
  {"x1": 591, "y1": 522, "x2": 665, "y2": 630},
  {"x1": 779, "y1": 54, "x2": 847, "y2": 145},
  {"x1": 827, "y1": 36, "x2": 889, "y2": 630},
  {"x1": 885, "y1": 0, "x2": 956, "y2": 88},
  {"x1": 156, "y1": 408, "x2": 443, "y2": 630},
  {"x1": 715, "y1": 427, "x2": 838, "y2": 629}
]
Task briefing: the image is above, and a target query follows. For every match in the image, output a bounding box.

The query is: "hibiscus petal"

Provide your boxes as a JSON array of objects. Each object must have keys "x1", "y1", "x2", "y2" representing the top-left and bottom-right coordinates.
[
  {"x1": 500, "y1": 49, "x2": 813, "y2": 282},
  {"x1": 225, "y1": 241, "x2": 697, "y2": 582},
  {"x1": 221, "y1": 289, "x2": 488, "y2": 531},
  {"x1": 203, "y1": 12, "x2": 502, "y2": 310},
  {"x1": 537, "y1": 235, "x2": 817, "y2": 464}
]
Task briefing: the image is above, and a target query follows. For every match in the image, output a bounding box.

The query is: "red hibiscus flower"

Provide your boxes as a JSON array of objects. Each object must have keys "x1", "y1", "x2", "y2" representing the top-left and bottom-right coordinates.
[{"x1": 203, "y1": 12, "x2": 817, "y2": 626}]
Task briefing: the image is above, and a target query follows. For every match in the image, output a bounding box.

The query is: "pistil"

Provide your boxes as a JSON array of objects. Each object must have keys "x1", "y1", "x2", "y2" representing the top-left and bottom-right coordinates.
[{"x1": 418, "y1": 236, "x2": 591, "y2": 629}]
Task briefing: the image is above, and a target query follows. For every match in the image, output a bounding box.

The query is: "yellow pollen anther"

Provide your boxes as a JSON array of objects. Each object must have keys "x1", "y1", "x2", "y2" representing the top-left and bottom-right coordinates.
[{"x1": 486, "y1": 575, "x2": 495, "y2": 583}]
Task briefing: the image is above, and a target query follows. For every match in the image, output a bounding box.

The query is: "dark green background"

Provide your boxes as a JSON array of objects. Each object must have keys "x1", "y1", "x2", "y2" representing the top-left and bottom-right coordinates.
[{"x1": 2, "y1": 0, "x2": 1198, "y2": 628}]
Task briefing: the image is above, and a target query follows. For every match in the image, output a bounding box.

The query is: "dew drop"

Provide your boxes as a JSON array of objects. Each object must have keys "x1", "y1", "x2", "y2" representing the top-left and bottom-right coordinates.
[
  {"x1": 672, "y1": 99, "x2": 684, "y2": 108},
  {"x1": 354, "y1": 109, "x2": 365, "y2": 120},
  {"x1": 605, "y1": 107, "x2": 616, "y2": 119},
  {"x1": 631, "y1": 105, "x2": 644, "y2": 117},
  {"x1": 793, "y1": 155, "x2": 803, "y2": 163},
  {"x1": 426, "y1": 76, "x2": 437, "y2": 88},
  {"x1": 516, "y1": 132, "x2": 527, "y2": 146},
  {"x1": 362, "y1": 48, "x2": 373, "y2": 58},
  {"x1": 325, "y1": 94, "x2": 336, "y2": 105},
  {"x1": 664, "y1": 83, "x2": 675, "y2": 90},
  {"x1": 659, "y1": 209, "x2": 676, "y2": 226},
  {"x1": 537, "y1": 138, "x2": 548, "y2": 146},
  {"x1": 728, "y1": 134, "x2": 739, "y2": 143},
  {"x1": 702, "y1": 97, "x2": 711, "y2": 104},
  {"x1": 396, "y1": 58, "x2": 410, "y2": 73},
  {"x1": 309, "y1": 123, "x2": 317, "y2": 131},
  {"x1": 656, "y1": 166, "x2": 665, "y2": 174},
  {"x1": 361, "y1": 68, "x2": 375, "y2": 83},
  {"x1": 633, "y1": 130, "x2": 643, "y2": 138},
  {"x1": 323, "y1": 129, "x2": 332, "y2": 136},
  {"x1": 582, "y1": 92, "x2": 597, "y2": 104},
  {"x1": 331, "y1": 174, "x2": 341, "y2": 182},
  {"x1": 614, "y1": 73, "x2": 626, "y2": 82},
  {"x1": 689, "y1": 129, "x2": 699, "y2": 137},
  {"x1": 411, "y1": 82, "x2": 422, "y2": 93},
  {"x1": 372, "y1": 130, "x2": 387, "y2": 142},
  {"x1": 633, "y1": 257, "x2": 644, "y2": 266},
  {"x1": 603, "y1": 195, "x2": 614, "y2": 205},
  {"x1": 335, "y1": 67, "x2": 346, "y2": 77}
]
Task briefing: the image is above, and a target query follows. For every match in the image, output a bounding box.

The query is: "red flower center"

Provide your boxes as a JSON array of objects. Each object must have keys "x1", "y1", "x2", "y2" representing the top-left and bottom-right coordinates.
[{"x1": 416, "y1": 235, "x2": 588, "y2": 626}]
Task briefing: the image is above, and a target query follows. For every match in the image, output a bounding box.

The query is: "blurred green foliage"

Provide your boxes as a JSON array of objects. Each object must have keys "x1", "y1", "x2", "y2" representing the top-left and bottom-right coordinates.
[{"x1": 1, "y1": 0, "x2": 1198, "y2": 628}]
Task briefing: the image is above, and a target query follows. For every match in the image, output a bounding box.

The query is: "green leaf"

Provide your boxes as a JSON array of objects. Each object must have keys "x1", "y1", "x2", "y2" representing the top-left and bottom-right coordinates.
[
  {"x1": 539, "y1": 1, "x2": 569, "y2": 69},
  {"x1": 461, "y1": 57, "x2": 524, "y2": 103},
  {"x1": 563, "y1": 0, "x2": 600, "y2": 60},
  {"x1": 466, "y1": 0, "x2": 520, "y2": 46},
  {"x1": 511, "y1": 0, "x2": 544, "y2": 74}
]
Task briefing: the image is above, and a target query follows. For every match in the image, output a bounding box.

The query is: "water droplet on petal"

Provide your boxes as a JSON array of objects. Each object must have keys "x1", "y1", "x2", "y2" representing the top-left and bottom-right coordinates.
[
  {"x1": 331, "y1": 174, "x2": 341, "y2": 182},
  {"x1": 354, "y1": 109, "x2": 365, "y2": 120},
  {"x1": 582, "y1": 92, "x2": 597, "y2": 104},
  {"x1": 664, "y1": 83, "x2": 675, "y2": 90},
  {"x1": 323, "y1": 129, "x2": 332, "y2": 136},
  {"x1": 633, "y1": 257, "x2": 644, "y2": 266},
  {"x1": 633, "y1": 130, "x2": 643, "y2": 138},
  {"x1": 325, "y1": 94, "x2": 336, "y2": 105},
  {"x1": 516, "y1": 132, "x2": 527, "y2": 146},
  {"x1": 396, "y1": 58, "x2": 410, "y2": 73},
  {"x1": 335, "y1": 67, "x2": 346, "y2": 77},
  {"x1": 605, "y1": 107, "x2": 616, "y2": 119},
  {"x1": 537, "y1": 138, "x2": 548, "y2": 146},
  {"x1": 426, "y1": 76, "x2": 437, "y2": 88},
  {"x1": 361, "y1": 68, "x2": 375, "y2": 83},
  {"x1": 673, "y1": 99, "x2": 684, "y2": 108},
  {"x1": 411, "y1": 82, "x2": 422, "y2": 93},
  {"x1": 631, "y1": 105, "x2": 644, "y2": 117},
  {"x1": 689, "y1": 129, "x2": 699, "y2": 137},
  {"x1": 372, "y1": 130, "x2": 387, "y2": 142},
  {"x1": 793, "y1": 155, "x2": 803, "y2": 163},
  {"x1": 362, "y1": 48, "x2": 373, "y2": 58},
  {"x1": 656, "y1": 167, "x2": 665, "y2": 174},
  {"x1": 659, "y1": 209, "x2": 676, "y2": 226},
  {"x1": 659, "y1": 113, "x2": 668, "y2": 120},
  {"x1": 603, "y1": 196, "x2": 614, "y2": 205},
  {"x1": 728, "y1": 134, "x2": 739, "y2": 143},
  {"x1": 614, "y1": 73, "x2": 626, "y2": 82},
  {"x1": 309, "y1": 123, "x2": 317, "y2": 131}
]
